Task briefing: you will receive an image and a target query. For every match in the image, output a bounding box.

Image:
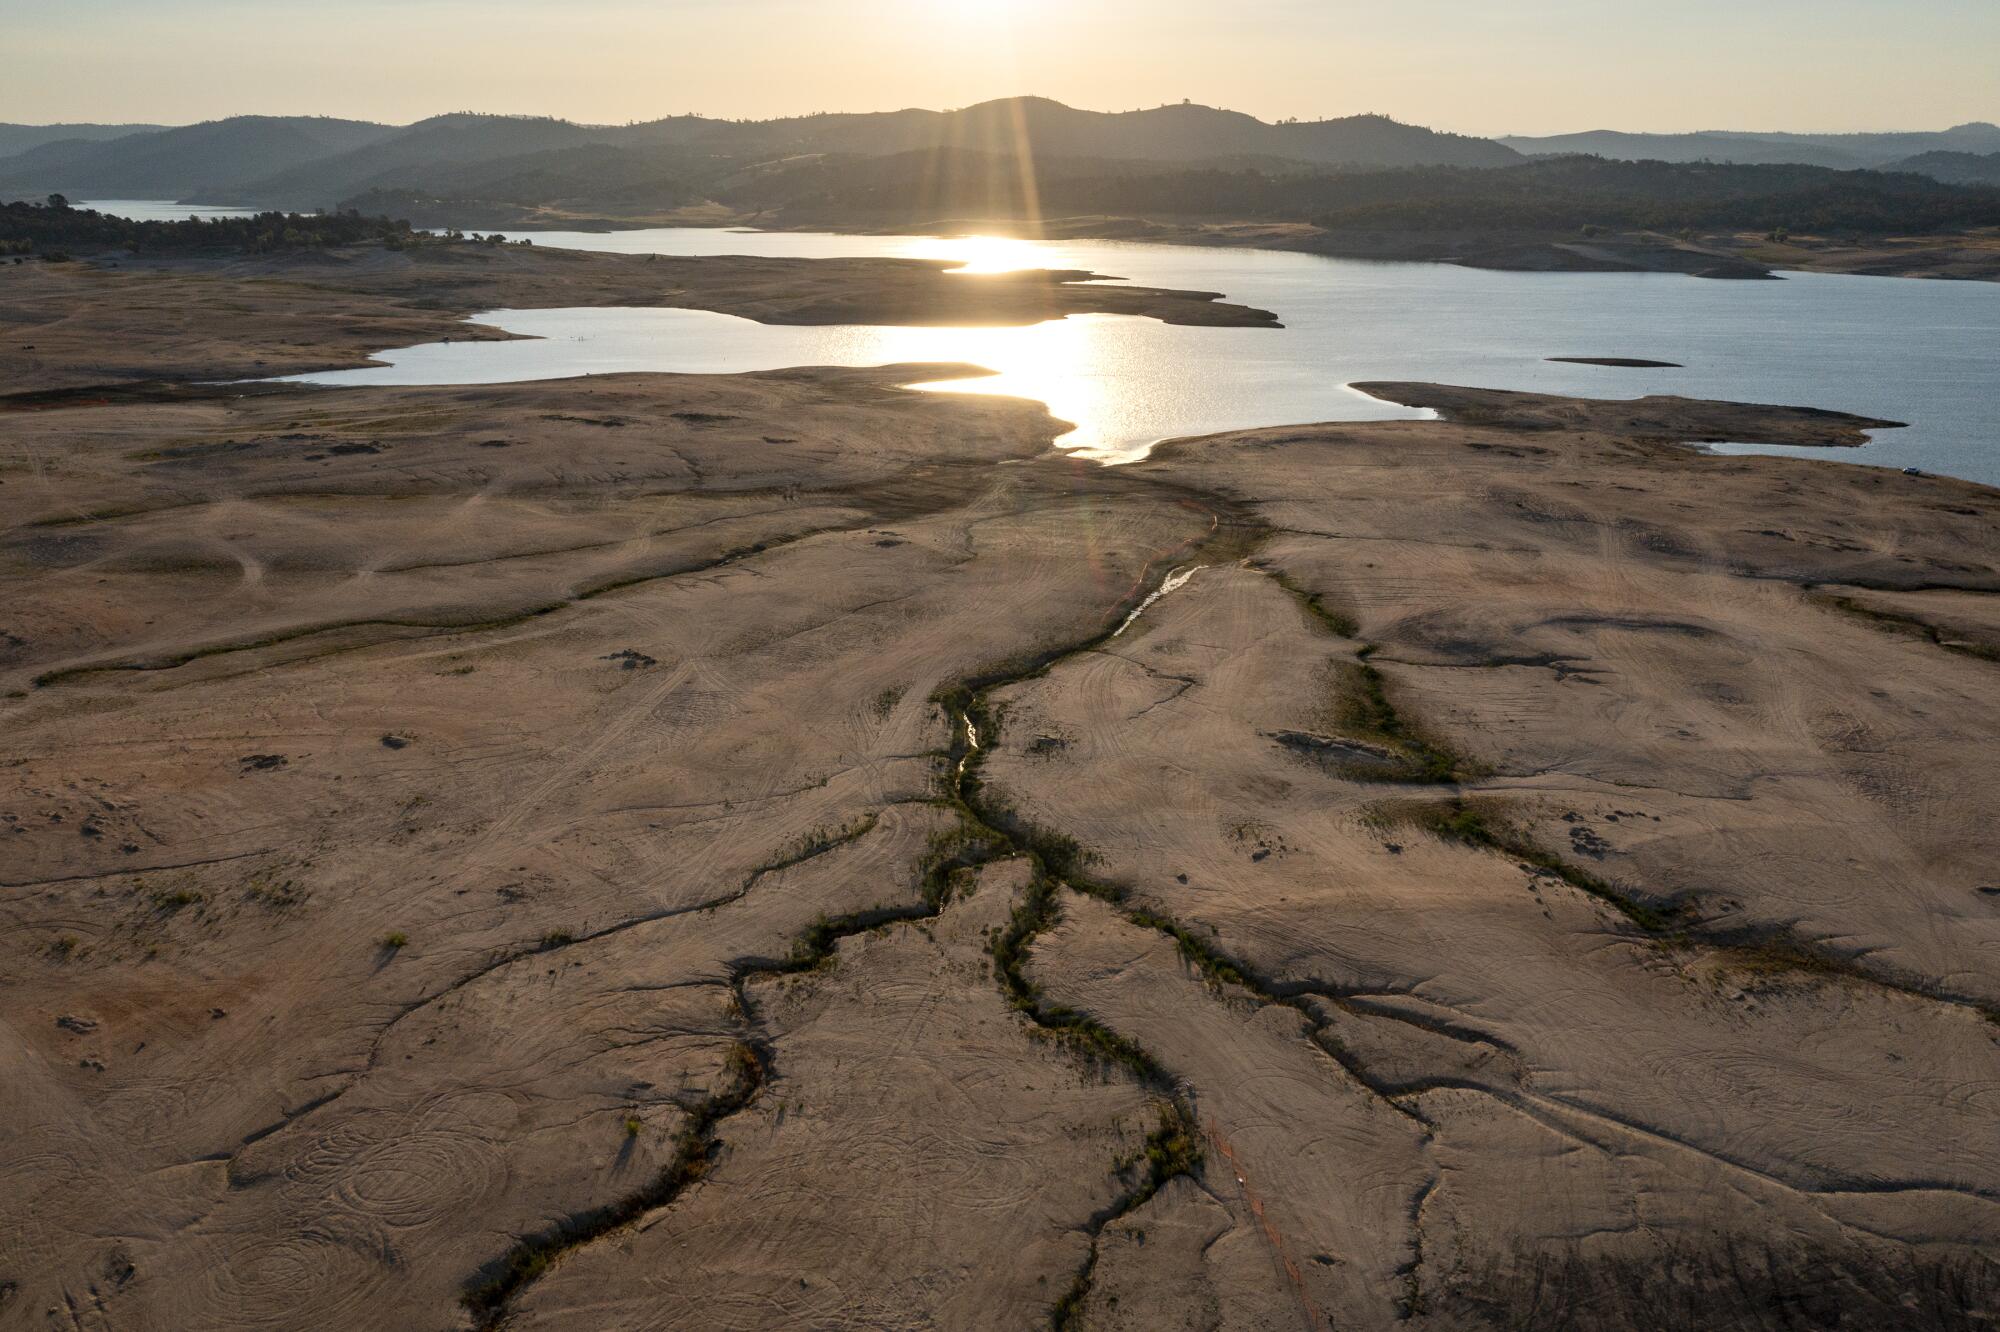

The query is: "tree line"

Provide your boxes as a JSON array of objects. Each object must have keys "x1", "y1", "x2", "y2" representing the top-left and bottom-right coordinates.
[
  {"x1": 753, "y1": 153, "x2": 2000, "y2": 238},
  {"x1": 0, "y1": 197, "x2": 424, "y2": 258}
]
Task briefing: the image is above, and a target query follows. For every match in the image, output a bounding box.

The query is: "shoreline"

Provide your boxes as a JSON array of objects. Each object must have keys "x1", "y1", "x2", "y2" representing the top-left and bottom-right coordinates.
[
  {"x1": 0, "y1": 243, "x2": 1278, "y2": 395},
  {"x1": 364, "y1": 201, "x2": 2000, "y2": 284},
  {"x1": 7, "y1": 241, "x2": 1976, "y2": 487}
]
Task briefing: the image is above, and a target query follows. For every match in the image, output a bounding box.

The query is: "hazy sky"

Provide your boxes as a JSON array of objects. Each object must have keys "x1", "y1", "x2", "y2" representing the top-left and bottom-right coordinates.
[{"x1": 4, "y1": 0, "x2": 1996, "y2": 134}]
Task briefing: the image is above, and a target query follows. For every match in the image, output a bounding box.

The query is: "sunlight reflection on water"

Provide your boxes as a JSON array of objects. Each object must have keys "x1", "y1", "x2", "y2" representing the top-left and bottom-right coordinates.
[{"x1": 291, "y1": 227, "x2": 2000, "y2": 481}]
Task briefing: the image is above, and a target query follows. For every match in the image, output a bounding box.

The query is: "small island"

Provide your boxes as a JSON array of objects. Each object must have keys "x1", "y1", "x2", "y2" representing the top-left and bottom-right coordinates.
[{"x1": 1547, "y1": 355, "x2": 1684, "y2": 368}]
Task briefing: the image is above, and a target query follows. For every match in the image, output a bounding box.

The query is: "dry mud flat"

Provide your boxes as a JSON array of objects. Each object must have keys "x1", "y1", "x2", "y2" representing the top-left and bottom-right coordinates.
[{"x1": 2, "y1": 250, "x2": 1999, "y2": 1330}]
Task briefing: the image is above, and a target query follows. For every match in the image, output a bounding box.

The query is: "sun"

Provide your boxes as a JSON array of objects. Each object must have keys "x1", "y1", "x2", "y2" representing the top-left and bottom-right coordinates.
[{"x1": 921, "y1": 0, "x2": 1030, "y2": 31}]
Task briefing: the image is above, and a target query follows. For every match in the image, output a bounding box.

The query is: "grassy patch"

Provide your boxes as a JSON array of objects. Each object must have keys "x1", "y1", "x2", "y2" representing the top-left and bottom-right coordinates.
[
  {"x1": 1135, "y1": 1099, "x2": 1203, "y2": 1197},
  {"x1": 1818, "y1": 593, "x2": 2000, "y2": 664},
  {"x1": 935, "y1": 673, "x2": 1186, "y2": 1086},
  {"x1": 1698, "y1": 935, "x2": 2000, "y2": 1024},
  {"x1": 1390, "y1": 797, "x2": 1673, "y2": 932},
  {"x1": 1253, "y1": 560, "x2": 1360, "y2": 638},
  {"x1": 27, "y1": 503, "x2": 172, "y2": 529},
  {"x1": 1713, "y1": 938, "x2": 1849, "y2": 984},
  {"x1": 244, "y1": 867, "x2": 305, "y2": 910},
  {"x1": 1050, "y1": 1262, "x2": 1096, "y2": 1331},
  {"x1": 1052, "y1": 1100, "x2": 1205, "y2": 1330},
  {"x1": 1325, "y1": 660, "x2": 1468, "y2": 784},
  {"x1": 149, "y1": 887, "x2": 202, "y2": 913},
  {"x1": 779, "y1": 816, "x2": 877, "y2": 868},
  {"x1": 1124, "y1": 909, "x2": 1251, "y2": 990},
  {"x1": 32, "y1": 532, "x2": 841, "y2": 689},
  {"x1": 461, "y1": 1041, "x2": 764, "y2": 1323},
  {"x1": 1254, "y1": 562, "x2": 1471, "y2": 784}
]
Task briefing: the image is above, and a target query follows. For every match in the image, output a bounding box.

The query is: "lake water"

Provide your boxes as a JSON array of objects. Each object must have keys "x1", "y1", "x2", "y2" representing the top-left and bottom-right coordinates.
[
  {"x1": 81, "y1": 199, "x2": 258, "y2": 221},
  {"x1": 286, "y1": 227, "x2": 2000, "y2": 483}
]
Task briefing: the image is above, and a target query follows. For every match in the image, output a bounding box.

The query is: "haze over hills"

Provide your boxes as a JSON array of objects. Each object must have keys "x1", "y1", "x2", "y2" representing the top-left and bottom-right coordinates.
[
  {"x1": 0, "y1": 98, "x2": 1517, "y2": 207},
  {"x1": 7, "y1": 99, "x2": 1998, "y2": 252},
  {"x1": 0, "y1": 116, "x2": 394, "y2": 201},
  {"x1": 0, "y1": 122, "x2": 167, "y2": 159},
  {"x1": 1500, "y1": 123, "x2": 2000, "y2": 170},
  {"x1": 1888, "y1": 150, "x2": 2000, "y2": 187},
  {"x1": 9, "y1": 102, "x2": 1999, "y2": 217}
]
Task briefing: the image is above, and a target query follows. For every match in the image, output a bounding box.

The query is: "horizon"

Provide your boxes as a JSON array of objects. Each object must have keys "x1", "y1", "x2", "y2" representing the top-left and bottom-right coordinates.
[
  {"x1": 4, "y1": 0, "x2": 1996, "y2": 137},
  {"x1": 3, "y1": 94, "x2": 1997, "y2": 141}
]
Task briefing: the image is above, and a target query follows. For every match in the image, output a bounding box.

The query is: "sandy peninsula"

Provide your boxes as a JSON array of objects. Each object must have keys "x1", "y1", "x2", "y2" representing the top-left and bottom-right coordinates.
[{"x1": 4, "y1": 243, "x2": 1276, "y2": 395}]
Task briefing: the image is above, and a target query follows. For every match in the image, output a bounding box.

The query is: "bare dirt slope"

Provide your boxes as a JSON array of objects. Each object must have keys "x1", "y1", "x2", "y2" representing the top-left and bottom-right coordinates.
[{"x1": 1, "y1": 256, "x2": 1996, "y2": 1331}]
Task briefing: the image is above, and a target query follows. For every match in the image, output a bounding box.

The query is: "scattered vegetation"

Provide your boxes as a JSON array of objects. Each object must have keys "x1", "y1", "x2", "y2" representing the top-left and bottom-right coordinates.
[
  {"x1": 781, "y1": 816, "x2": 877, "y2": 867},
  {"x1": 1711, "y1": 939, "x2": 1850, "y2": 986},
  {"x1": 380, "y1": 930, "x2": 409, "y2": 950},
  {"x1": 1363, "y1": 799, "x2": 2000, "y2": 1025},
  {"x1": 1134, "y1": 1099, "x2": 1203, "y2": 1196},
  {"x1": 149, "y1": 887, "x2": 203, "y2": 913},
  {"x1": 1256, "y1": 562, "x2": 1470, "y2": 783},
  {"x1": 461, "y1": 1041, "x2": 765, "y2": 1323},
  {"x1": 1125, "y1": 908, "x2": 1250, "y2": 990},
  {"x1": 1692, "y1": 933, "x2": 2000, "y2": 1025},
  {"x1": 1327, "y1": 659, "x2": 1466, "y2": 783},
  {"x1": 732, "y1": 149, "x2": 2000, "y2": 239},
  {"x1": 1816, "y1": 592, "x2": 2000, "y2": 663},
  {"x1": 1254, "y1": 561, "x2": 1360, "y2": 638},
  {"x1": 465, "y1": 526, "x2": 1250, "y2": 1324},
  {"x1": 244, "y1": 868, "x2": 306, "y2": 909},
  {"x1": 786, "y1": 914, "x2": 841, "y2": 970},
  {"x1": 1386, "y1": 797, "x2": 1673, "y2": 931}
]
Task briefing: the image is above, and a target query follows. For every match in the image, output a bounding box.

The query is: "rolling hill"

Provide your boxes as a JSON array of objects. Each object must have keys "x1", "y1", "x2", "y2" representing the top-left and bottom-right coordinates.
[
  {"x1": 1886, "y1": 150, "x2": 2000, "y2": 187},
  {"x1": 0, "y1": 116, "x2": 394, "y2": 200},
  {"x1": 0, "y1": 99, "x2": 1519, "y2": 209},
  {"x1": 1501, "y1": 123, "x2": 2000, "y2": 170},
  {"x1": 11, "y1": 102, "x2": 1995, "y2": 224},
  {"x1": 636, "y1": 97, "x2": 1522, "y2": 169},
  {"x1": 0, "y1": 123, "x2": 166, "y2": 159}
]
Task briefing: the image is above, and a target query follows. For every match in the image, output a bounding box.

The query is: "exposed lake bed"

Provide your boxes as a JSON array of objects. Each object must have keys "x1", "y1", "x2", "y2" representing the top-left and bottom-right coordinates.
[{"x1": 4, "y1": 221, "x2": 1999, "y2": 1330}]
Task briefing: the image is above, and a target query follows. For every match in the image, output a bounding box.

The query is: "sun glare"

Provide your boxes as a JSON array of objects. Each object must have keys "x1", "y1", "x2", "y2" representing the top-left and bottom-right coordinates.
[
  {"x1": 913, "y1": 0, "x2": 1038, "y2": 41},
  {"x1": 931, "y1": 0, "x2": 1007, "y2": 22},
  {"x1": 901, "y1": 234, "x2": 1047, "y2": 273}
]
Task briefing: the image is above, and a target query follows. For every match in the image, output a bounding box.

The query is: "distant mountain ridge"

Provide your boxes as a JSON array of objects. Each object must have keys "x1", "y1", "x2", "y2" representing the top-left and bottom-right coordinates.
[
  {"x1": 0, "y1": 123, "x2": 166, "y2": 159},
  {"x1": 0, "y1": 116, "x2": 394, "y2": 200},
  {"x1": 0, "y1": 99, "x2": 1518, "y2": 207},
  {"x1": 1501, "y1": 123, "x2": 2000, "y2": 170},
  {"x1": 9, "y1": 104, "x2": 1996, "y2": 217},
  {"x1": 1885, "y1": 150, "x2": 2000, "y2": 187}
]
